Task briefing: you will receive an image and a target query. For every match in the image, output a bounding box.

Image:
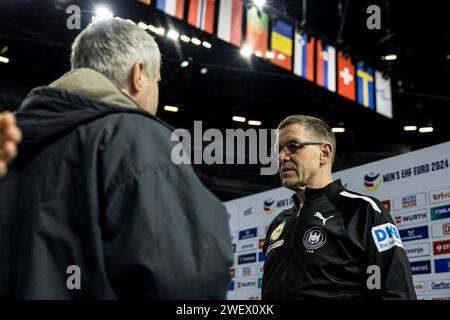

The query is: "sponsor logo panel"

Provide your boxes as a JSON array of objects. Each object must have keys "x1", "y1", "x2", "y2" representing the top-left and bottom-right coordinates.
[{"x1": 399, "y1": 226, "x2": 429, "y2": 242}]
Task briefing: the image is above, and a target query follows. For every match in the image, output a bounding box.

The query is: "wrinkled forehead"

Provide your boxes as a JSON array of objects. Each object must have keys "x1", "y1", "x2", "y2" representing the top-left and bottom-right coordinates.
[{"x1": 276, "y1": 124, "x2": 315, "y2": 143}]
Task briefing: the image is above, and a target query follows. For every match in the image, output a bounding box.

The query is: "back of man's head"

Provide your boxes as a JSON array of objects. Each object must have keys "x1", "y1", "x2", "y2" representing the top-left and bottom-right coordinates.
[{"x1": 70, "y1": 18, "x2": 161, "y2": 89}]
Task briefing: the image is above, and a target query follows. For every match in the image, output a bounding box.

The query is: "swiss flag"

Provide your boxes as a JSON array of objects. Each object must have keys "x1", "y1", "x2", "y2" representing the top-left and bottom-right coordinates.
[{"x1": 337, "y1": 52, "x2": 356, "y2": 101}]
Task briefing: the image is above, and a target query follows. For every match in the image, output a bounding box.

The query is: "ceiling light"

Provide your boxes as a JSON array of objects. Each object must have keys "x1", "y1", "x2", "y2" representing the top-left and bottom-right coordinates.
[
  {"x1": 419, "y1": 126, "x2": 433, "y2": 133},
  {"x1": 254, "y1": 0, "x2": 266, "y2": 9},
  {"x1": 180, "y1": 35, "x2": 191, "y2": 42},
  {"x1": 94, "y1": 6, "x2": 113, "y2": 21},
  {"x1": 138, "y1": 22, "x2": 148, "y2": 30},
  {"x1": 254, "y1": 50, "x2": 263, "y2": 57},
  {"x1": 248, "y1": 120, "x2": 262, "y2": 126},
  {"x1": 191, "y1": 38, "x2": 201, "y2": 45},
  {"x1": 232, "y1": 116, "x2": 246, "y2": 123},
  {"x1": 167, "y1": 30, "x2": 180, "y2": 40},
  {"x1": 382, "y1": 54, "x2": 397, "y2": 61},
  {"x1": 403, "y1": 125, "x2": 417, "y2": 131},
  {"x1": 332, "y1": 127, "x2": 345, "y2": 133},
  {"x1": 0, "y1": 56, "x2": 9, "y2": 64},
  {"x1": 164, "y1": 105, "x2": 179, "y2": 112},
  {"x1": 180, "y1": 61, "x2": 189, "y2": 68},
  {"x1": 240, "y1": 46, "x2": 252, "y2": 57},
  {"x1": 202, "y1": 41, "x2": 212, "y2": 49},
  {"x1": 266, "y1": 51, "x2": 275, "y2": 59}
]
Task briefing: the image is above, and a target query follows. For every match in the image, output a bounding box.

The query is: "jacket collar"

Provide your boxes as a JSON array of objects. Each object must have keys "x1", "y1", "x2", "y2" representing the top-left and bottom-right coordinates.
[
  {"x1": 49, "y1": 68, "x2": 140, "y2": 110},
  {"x1": 291, "y1": 179, "x2": 345, "y2": 208}
]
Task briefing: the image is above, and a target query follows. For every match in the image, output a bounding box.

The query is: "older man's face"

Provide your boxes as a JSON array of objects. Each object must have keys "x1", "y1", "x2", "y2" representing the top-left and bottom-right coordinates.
[{"x1": 277, "y1": 124, "x2": 323, "y2": 190}]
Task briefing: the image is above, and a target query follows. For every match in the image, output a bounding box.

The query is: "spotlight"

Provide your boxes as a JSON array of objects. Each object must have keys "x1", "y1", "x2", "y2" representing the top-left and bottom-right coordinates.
[
  {"x1": 200, "y1": 68, "x2": 208, "y2": 74},
  {"x1": 254, "y1": 0, "x2": 266, "y2": 9},
  {"x1": 167, "y1": 30, "x2": 180, "y2": 40},
  {"x1": 94, "y1": 6, "x2": 113, "y2": 21},
  {"x1": 240, "y1": 46, "x2": 252, "y2": 57},
  {"x1": 180, "y1": 61, "x2": 189, "y2": 68}
]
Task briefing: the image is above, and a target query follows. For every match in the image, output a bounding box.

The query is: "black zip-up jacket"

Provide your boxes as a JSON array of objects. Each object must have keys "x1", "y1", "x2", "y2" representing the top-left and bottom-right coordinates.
[
  {"x1": 262, "y1": 180, "x2": 416, "y2": 299},
  {"x1": 0, "y1": 82, "x2": 232, "y2": 299}
]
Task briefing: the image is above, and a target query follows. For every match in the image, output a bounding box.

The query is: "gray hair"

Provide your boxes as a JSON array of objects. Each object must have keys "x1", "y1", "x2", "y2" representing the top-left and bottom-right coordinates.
[
  {"x1": 278, "y1": 115, "x2": 337, "y2": 165},
  {"x1": 71, "y1": 18, "x2": 161, "y2": 88}
]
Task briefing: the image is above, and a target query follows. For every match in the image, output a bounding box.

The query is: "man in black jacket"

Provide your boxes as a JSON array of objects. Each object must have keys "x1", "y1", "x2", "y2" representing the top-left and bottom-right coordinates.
[
  {"x1": 0, "y1": 18, "x2": 232, "y2": 299},
  {"x1": 262, "y1": 115, "x2": 416, "y2": 299}
]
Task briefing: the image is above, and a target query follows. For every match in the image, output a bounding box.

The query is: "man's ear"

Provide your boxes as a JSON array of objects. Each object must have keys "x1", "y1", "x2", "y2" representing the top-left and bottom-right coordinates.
[
  {"x1": 128, "y1": 60, "x2": 146, "y2": 94},
  {"x1": 320, "y1": 143, "x2": 333, "y2": 165}
]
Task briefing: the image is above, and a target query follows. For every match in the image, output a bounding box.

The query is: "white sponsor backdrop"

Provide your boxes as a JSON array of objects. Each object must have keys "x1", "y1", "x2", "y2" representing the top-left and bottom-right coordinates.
[{"x1": 224, "y1": 141, "x2": 450, "y2": 300}]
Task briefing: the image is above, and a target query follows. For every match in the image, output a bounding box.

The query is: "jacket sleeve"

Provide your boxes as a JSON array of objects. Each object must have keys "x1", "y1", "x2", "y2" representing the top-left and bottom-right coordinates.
[
  {"x1": 362, "y1": 198, "x2": 417, "y2": 299},
  {"x1": 98, "y1": 115, "x2": 233, "y2": 299}
]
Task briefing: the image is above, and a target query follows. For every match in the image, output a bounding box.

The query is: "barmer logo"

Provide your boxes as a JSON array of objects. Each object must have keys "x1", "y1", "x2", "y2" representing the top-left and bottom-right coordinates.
[
  {"x1": 399, "y1": 225, "x2": 429, "y2": 242},
  {"x1": 430, "y1": 204, "x2": 450, "y2": 221},
  {"x1": 364, "y1": 172, "x2": 382, "y2": 192}
]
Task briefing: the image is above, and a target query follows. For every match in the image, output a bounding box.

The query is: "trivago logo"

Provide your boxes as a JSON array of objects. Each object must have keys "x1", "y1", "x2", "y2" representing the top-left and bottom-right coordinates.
[
  {"x1": 263, "y1": 199, "x2": 276, "y2": 215},
  {"x1": 364, "y1": 172, "x2": 382, "y2": 192}
]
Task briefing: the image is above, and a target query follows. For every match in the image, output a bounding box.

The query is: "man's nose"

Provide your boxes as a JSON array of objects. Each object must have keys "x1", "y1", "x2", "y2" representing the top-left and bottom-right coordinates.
[{"x1": 278, "y1": 148, "x2": 290, "y2": 162}]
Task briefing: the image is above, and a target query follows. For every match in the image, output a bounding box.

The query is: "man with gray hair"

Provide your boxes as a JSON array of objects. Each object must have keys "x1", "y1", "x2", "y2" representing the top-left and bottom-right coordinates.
[
  {"x1": 261, "y1": 115, "x2": 416, "y2": 299},
  {"x1": 0, "y1": 18, "x2": 232, "y2": 299}
]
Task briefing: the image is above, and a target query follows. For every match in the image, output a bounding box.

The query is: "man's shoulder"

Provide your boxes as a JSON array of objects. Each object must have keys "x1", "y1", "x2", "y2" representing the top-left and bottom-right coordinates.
[
  {"x1": 92, "y1": 111, "x2": 173, "y2": 146},
  {"x1": 335, "y1": 189, "x2": 384, "y2": 213}
]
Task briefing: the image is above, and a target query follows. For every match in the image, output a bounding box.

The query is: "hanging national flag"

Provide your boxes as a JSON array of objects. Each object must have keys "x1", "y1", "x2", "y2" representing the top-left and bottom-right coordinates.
[
  {"x1": 316, "y1": 40, "x2": 336, "y2": 92},
  {"x1": 356, "y1": 62, "x2": 375, "y2": 110},
  {"x1": 375, "y1": 71, "x2": 393, "y2": 118},
  {"x1": 337, "y1": 52, "x2": 356, "y2": 101},
  {"x1": 188, "y1": 0, "x2": 215, "y2": 34},
  {"x1": 245, "y1": 6, "x2": 269, "y2": 56},
  {"x1": 293, "y1": 32, "x2": 315, "y2": 81},
  {"x1": 137, "y1": 0, "x2": 152, "y2": 5},
  {"x1": 217, "y1": 0, "x2": 244, "y2": 47},
  {"x1": 156, "y1": 0, "x2": 185, "y2": 19},
  {"x1": 270, "y1": 21, "x2": 293, "y2": 71}
]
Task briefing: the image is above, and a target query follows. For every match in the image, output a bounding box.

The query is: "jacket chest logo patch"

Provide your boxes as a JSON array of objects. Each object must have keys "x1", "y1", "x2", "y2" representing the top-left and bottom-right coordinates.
[
  {"x1": 303, "y1": 227, "x2": 327, "y2": 251},
  {"x1": 314, "y1": 211, "x2": 334, "y2": 225},
  {"x1": 270, "y1": 220, "x2": 286, "y2": 242}
]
